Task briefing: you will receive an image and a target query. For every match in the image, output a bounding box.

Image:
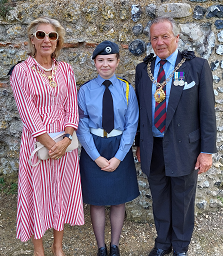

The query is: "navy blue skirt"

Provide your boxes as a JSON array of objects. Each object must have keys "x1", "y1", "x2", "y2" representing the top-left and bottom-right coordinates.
[{"x1": 80, "y1": 134, "x2": 139, "y2": 205}]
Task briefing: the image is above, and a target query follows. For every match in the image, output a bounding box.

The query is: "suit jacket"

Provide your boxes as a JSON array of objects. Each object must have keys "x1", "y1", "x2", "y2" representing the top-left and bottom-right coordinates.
[{"x1": 135, "y1": 51, "x2": 217, "y2": 177}]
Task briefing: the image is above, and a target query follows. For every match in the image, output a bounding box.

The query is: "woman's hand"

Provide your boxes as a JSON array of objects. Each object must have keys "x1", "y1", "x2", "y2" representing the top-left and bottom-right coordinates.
[
  {"x1": 49, "y1": 137, "x2": 71, "y2": 159},
  {"x1": 49, "y1": 127, "x2": 75, "y2": 160},
  {"x1": 101, "y1": 157, "x2": 121, "y2": 172}
]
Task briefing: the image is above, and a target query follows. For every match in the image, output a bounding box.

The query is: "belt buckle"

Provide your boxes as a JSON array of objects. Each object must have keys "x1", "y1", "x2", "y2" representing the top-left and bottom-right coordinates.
[{"x1": 103, "y1": 130, "x2": 108, "y2": 138}]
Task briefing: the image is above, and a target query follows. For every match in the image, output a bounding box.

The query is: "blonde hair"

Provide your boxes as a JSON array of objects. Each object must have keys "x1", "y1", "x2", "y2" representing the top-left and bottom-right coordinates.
[{"x1": 27, "y1": 17, "x2": 65, "y2": 58}]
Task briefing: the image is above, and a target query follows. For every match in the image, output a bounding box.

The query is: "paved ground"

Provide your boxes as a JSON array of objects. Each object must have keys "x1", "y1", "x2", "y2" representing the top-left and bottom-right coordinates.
[{"x1": 0, "y1": 193, "x2": 223, "y2": 256}]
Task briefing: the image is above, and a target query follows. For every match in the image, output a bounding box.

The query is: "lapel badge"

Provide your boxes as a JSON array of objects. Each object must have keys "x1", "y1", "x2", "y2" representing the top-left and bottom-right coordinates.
[{"x1": 174, "y1": 72, "x2": 185, "y2": 86}]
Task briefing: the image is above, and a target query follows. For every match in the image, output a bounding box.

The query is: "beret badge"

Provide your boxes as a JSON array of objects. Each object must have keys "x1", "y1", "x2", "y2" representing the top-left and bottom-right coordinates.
[
  {"x1": 105, "y1": 47, "x2": 112, "y2": 53},
  {"x1": 92, "y1": 40, "x2": 119, "y2": 59}
]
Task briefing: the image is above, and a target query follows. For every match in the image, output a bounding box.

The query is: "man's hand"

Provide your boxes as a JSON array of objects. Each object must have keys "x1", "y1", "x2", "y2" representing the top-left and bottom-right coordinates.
[
  {"x1": 136, "y1": 147, "x2": 141, "y2": 162},
  {"x1": 195, "y1": 153, "x2": 212, "y2": 174},
  {"x1": 101, "y1": 157, "x2": 121, "y2": 172}
]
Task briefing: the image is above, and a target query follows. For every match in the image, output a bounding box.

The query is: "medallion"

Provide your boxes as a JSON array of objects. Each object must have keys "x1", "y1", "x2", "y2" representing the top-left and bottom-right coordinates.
[
  {"x1": 48, "y1": 76, "x2": 57, "y2": 87},
  {"x1": 49, "y1": 80, "x2": 57, "y2": 88},
  {"x1": 154, "y1": 88, "x2": 166, "y2": 103}
]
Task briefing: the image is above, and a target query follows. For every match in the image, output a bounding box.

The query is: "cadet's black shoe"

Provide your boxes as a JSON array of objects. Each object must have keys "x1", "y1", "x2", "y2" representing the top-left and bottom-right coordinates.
[
  {"x1": 173, "y1": 251, "x2": 188, "y2": 256},
  {"x1": 98, "y1": 245, "x2": 108, "y2": 256},
  {"x1": 148, "y1": 247, "x2": 172, "y2": 256},
  {"x1": 110, "y1": 244, "x2": 120, "y2": 256}
]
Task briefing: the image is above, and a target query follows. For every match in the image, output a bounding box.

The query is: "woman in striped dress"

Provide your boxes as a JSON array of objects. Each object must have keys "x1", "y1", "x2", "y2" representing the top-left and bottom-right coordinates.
[{"x1": 9, "y1": 17, "x2": 84, "y2": 256}]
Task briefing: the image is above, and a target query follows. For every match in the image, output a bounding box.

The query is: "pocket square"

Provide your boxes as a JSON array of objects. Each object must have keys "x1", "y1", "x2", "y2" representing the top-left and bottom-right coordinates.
[{"x1": 183, "y1": 81, "x2": 195, "y2": 90}]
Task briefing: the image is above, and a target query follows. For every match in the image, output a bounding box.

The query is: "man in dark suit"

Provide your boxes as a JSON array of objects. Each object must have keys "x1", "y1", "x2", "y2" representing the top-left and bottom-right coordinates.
[{"x1": 135, "y1": 17, "x2": 216, "y2": 256}]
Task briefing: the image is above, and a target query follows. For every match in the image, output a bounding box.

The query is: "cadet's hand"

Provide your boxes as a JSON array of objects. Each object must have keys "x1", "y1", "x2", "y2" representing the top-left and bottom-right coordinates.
[
  {"x1": 102, "y1": 157, "x2": 121, "y2": 172},
  {"x1": 195, "y1": 153, "x2": 212, "y2": 174},
  {"x1": 95, "y1": 156, "x2": 109, "y2": 169}
]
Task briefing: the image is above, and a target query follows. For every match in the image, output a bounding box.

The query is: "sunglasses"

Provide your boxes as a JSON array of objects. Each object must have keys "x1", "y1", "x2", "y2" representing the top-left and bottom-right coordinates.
[{"x1": 33, "y1": 30, "x2": 59, "y2": 41}]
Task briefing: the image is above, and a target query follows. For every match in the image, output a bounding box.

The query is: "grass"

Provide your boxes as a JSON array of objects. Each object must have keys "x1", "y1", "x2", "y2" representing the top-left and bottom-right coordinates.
[
  {"x1": 0, "y1": 176, "x2": 18, "y2": 195},
  {"x1": 0, "y1": 0, "x2": 12, "y2": 19},
  {"x1": 217, "y1": 195, "x2": 223, "y2": 204}
]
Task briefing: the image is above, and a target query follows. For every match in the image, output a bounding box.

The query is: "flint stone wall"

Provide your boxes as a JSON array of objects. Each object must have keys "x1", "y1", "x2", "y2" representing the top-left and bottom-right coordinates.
[{"x1": 0, "y1": 0, "x2": 223, "y2": 222}]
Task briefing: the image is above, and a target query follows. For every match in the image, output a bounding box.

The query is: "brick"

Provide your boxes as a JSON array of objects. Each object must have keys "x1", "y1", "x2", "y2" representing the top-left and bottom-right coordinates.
[
  {"x1": 14, "y1": 44, "x2": 21, "y2": 48},
  {"x1": 0, "y1": 82, "x2": 9, "y2": 88},
  {"x1": 121, "y1": 44, "x2": 129, "y2": 49},
  {"x1": 84, "y1": 42, "x2": 98, "y2": 48},
  {"x1": 63, "y1": 43, "x2": 79, "y2": 48},
  {"x1": 0, "y1": 43, "x2": 10, "y2": 47}
]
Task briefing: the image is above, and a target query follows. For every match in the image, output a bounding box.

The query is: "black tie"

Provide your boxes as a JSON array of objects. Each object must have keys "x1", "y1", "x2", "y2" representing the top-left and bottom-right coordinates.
[{"x1": 102, "y1": 80, "x2": 114, "y2": 133}]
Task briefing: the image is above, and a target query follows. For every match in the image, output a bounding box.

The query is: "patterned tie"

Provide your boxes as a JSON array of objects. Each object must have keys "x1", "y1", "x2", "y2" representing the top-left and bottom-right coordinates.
[
  {"x1": 102, "y1": 80, "x2": 114, "y2": 133},
  {"x1": 154, "y1": 60, "x2": 167, "y2": 133}
]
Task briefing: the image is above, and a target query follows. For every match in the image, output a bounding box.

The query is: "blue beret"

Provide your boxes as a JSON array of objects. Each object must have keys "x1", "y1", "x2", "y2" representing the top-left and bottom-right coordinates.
[{"x1": 92, "y1": 41, "x2": 119, "y2": 59}]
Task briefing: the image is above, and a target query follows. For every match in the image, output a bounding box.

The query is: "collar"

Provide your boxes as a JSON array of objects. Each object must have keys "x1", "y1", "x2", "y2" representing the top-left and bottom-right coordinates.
[
  {"x1": 25, "y1": 56, "x2": 57, "y2": 68},
  {"x1": 155, "y1": 49, "x2": 178, "y2": 68},
  {"x1": 97, "y1": 74, "x2": 117, "y2": 86}
]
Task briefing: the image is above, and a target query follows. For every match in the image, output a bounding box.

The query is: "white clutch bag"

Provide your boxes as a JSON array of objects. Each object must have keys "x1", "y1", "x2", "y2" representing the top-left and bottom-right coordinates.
[{"x1": 29, "y1": 131, "x2": 78, "y2": 167}]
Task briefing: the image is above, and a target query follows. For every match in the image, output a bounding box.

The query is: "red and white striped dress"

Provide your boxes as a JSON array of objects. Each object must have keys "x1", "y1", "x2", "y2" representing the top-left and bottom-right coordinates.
[{"x1": 10, "y1": 56, "x2": 84, "y2": 242}]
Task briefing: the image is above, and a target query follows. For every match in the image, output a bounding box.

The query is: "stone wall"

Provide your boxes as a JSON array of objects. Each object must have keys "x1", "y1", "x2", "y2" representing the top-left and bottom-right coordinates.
[{"x1": 0, "y1": 0, "x2": 223, "y2": 221}]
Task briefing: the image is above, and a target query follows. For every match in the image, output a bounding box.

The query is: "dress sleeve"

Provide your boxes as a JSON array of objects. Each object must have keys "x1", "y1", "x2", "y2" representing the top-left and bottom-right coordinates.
[
  {"x1": 10, "y1": 64, "x2": 46, "y2": 137},
  {"x1": 76, "y1": 87, "x2": 100, "y2": 161},
  {"x1": 114, "y1": 84, "x2": 139, "y2": 161},
  {"x1": 64, "y1": 64, "x2": 79, "y2": 130}
]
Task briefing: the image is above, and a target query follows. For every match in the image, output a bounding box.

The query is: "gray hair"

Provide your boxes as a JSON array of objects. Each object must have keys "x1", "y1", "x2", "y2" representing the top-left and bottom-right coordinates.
[
  {"x1": 27, "y1": 17, "x2": 65, "y2": 58},
  {"x1": 149, "y1": 16, "x2": 180, "y2": 38}
]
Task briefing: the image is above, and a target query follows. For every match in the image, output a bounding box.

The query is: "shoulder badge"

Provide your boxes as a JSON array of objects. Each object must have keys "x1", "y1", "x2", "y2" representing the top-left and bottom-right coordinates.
[{"x1": 117, "y1": 77, "x2": 130, "y2": 105}]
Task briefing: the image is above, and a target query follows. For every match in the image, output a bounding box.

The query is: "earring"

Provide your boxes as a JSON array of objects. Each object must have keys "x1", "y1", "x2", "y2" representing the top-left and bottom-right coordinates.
[{"x1": 32, "y1": 44, "x2": 36, "y2": 57}]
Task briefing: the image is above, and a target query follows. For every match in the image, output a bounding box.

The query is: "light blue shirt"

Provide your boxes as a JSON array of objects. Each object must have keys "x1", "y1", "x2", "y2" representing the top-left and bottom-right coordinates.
[
  {"x1": 152, "y1": 49, "x2": 178, "y2": 137},
  {"x1": 77, "y1": 74, "x2": 139, "y2": 161}
]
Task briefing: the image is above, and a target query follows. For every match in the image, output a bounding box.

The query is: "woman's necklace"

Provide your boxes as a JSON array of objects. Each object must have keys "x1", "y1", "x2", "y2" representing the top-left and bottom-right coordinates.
[
  {"x1": 147, "y1": 58, "x2": 186, "y2": 103},
  {"x1": 32, "y1": 65, "x2": 58, "y2": 88},
  {"x1": 39, "y1": 65, "x2": 52, "y2": 72}
]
